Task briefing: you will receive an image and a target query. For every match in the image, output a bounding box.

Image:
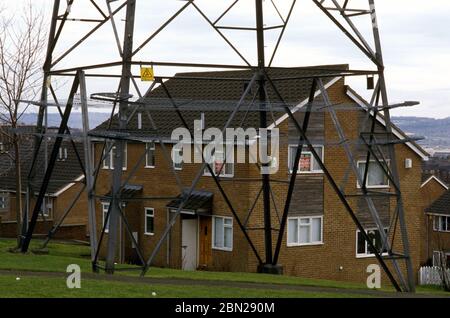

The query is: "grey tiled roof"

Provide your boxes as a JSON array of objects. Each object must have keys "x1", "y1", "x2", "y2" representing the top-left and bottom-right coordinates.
[
  {"x1": 426, "y1": 190, "x2": 450, "y2": 216},
  {"x1": 92, "y1": 65, "x2": 349, "y2": 140},
  {"x1": 0, "y1": 137, "x2": 85, "y2": 195}
]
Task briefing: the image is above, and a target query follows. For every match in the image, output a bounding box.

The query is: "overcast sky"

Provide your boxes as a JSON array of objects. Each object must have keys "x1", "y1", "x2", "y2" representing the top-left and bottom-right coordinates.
[{"x1": 4, "y1": 0, "x2": 450, "y2": 118}]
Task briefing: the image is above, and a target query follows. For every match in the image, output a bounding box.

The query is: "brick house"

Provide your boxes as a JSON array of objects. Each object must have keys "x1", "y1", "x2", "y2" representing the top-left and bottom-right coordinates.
[
  {"x1": 0, "y1": 138, "x2": 88, "y2": 241},
  {"x1": 425, "y1": 185, "x2": 450, "y2": 268},
  {"x1": 92, "y1": 65, "x2": 430, "y2": 285}
]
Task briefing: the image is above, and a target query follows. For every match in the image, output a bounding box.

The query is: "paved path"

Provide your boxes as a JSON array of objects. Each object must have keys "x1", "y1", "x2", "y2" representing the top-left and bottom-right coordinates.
[{"x1": 0, "y1": 269, "x2": 446, "y2": 298}]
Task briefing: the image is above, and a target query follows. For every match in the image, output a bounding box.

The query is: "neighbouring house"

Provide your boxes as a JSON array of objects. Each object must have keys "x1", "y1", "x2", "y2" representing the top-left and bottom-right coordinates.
[
  {"x1": 0, "y1": 135, "x2": 88, "y2": 241},
  {"x1": 91, "y1": 64, "x2": 430, "y2": 285},
  {"x1": 425, "y1": 187, "x2": 450, "y2": 269},
  {"x1": 420, "y1": 175, "x2": 448, "y2": 267}
]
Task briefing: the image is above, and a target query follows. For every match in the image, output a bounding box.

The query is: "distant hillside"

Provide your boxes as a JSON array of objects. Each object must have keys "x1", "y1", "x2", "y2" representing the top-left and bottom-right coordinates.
[
  {"x1": 392, "y1": 116, "x2": 450, "y2": 147},
  {"x1": 14, "y1": 113, "x2": 450, "y2": 148}
]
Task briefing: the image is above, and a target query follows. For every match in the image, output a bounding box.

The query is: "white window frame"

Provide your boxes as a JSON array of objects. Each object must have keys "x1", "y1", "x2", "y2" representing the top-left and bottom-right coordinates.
[
  {"x1": 212, "y1": 215, "x2": 233, "y2": 251},
  {"x1": 102, "y1": 202, "x2": 110, "y2": 233},
  {"x1": 203, "y1": 150, "x2": 234, "y2": 178},
  {"x1": 102, "y1": 143, "x2": 127, "y2": 170},
  {"x1": 288, "y1": 145, "x2": 324, "y2": 174},
  {"x1": 145, "y1": 142, "x2": 156, "y2": 168},
  {"x1": 433, "y1": 215, "x2": 450, "y2": 233},
  {"x1": 144, "y1": 207, "x2": 155, "y2": 236},
  {"x1": 287, "y1": 216, "x2": 323, "y2": 247},
  {"x1": 355, "y1": 228, "x2": 389, "y2": 258},
  {"x1": 356, "y1": 160, "x2": 390, "y2": 189}
]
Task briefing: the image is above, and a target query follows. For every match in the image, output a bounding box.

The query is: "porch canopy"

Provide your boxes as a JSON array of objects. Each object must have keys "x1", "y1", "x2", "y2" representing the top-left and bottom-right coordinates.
[{"x1": 166, "y1": 190, "x2": 213, "y2": 216}]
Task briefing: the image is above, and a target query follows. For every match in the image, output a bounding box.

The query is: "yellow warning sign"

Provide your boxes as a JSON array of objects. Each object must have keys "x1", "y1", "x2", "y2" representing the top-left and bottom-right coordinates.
[{"x1": 140, "y1": 67, "x2": 154, "y2": 82}]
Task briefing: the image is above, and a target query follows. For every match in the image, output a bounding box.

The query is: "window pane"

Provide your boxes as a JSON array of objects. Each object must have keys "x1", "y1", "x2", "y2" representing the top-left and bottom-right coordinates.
[
  {"x1": 299, "y1": 153, "x2": 312, "y2": 172},
  {"x1": 287, "y1": 219, "x2": 298, "y2": 244},
  {"x1": 368, "y1": 163, "x2": 387, "y2": 186},
  {"x1": 358, "y1": 162, "x2": 366, "y2": 184},
  {"x1": 300, "y1": 218, "x2": 310, "y2": 224},
  {"x1": 312, "y1": 218, "x2": 322, "y2": 242},
  {"x1": 367, "y1": 230, "x2": 378, "y2": 254},
  {"x1": 224, "y1": 218, "x2": 232, "y2": 226},
  {"x1": 146, "y1": 215, "x2": 154, "y2": 234},
  {"x1": 214, "y1": 217, "x2": 224, "y2": 248},
  {"x1": 224, "y1": 227, "x2": 232, "y2": 249},
  {"x1": 299, "y1": 225, "x2": 310, "y2": 244},
  {"x1": 357, "y1": 231, "x2": 366, "y2": 254},
  {"x1": 146, "y1": 143, "x2": 155, "y2": 166},
  {"x1": 312, "y1": 147, "x2": 323, "y2": 171}
]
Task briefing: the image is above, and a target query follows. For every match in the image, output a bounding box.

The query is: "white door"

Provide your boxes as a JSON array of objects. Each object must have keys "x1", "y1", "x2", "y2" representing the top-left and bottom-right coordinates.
[{"x1": 182, "y1": 219, "x2": 198, "y2": 271}]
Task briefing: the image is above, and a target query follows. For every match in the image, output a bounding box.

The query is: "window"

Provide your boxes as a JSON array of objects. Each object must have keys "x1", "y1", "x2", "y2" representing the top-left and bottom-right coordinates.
[
  {"x1": 0, "y1": 142, "x2": 5, "y2": 153},
  {"x1": 356, "y1": 228, "x2": 388, "y2": 257},
  {"x1": 40, "y1": 197, "x2": 53, "y2": 217},
  {"x1": 432, "y1": 251, "x2": 450, "y2": 268},
  {"x1": 433, "y1": 215, "x2": 450, "y2": 232},
  {"x1": 213, "y1": 216, "x2": 233, "y2": 251},
  {"x1": 103, "y1": 143, "x2": 127, "y2": 170},
  {"x1": 172, "y1": 145, "x2": 183, "y2": 170},
  {"x1": 58, "y1": 147, "x2": 68, "y2": 161},
  {"x1": 145, "y1": 208, "x2": 154, "y2": 235},
  {"x1": 287, "y1": 216, "x2": 323, "y2": 246},
  {"x1": 102, "y1": 202, "x2": 110, "y2": 233},
  {"x1": 204, "y1": 151, "x2": 234, "y2": 177},
  {"x1": 288, "y1": 145, "x2": 323, "y2": 173},
  {"x1": 0, "y1": 194, "x2": 7, "y2": 209},
  {"x1": 357, "y1": 161, "x2": 389, "y2": 188},
  {"x1": 145, "y1": 142, "x2": 155, "y2": 168}
]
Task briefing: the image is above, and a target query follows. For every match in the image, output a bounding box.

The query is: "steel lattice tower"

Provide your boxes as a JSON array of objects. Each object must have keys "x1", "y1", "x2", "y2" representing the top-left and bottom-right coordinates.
[{"x1": 17, "y1": 0, "x2": 418, "y2": 292}]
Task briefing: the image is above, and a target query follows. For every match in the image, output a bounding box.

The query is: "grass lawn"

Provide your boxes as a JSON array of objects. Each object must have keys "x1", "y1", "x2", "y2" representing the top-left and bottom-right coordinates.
[
  {"x1": 0, "y1": 274, "x2": 366, "y2": 298},
  {"x1": 0, "y1": 238, "x2": 447, "y2": 297}
]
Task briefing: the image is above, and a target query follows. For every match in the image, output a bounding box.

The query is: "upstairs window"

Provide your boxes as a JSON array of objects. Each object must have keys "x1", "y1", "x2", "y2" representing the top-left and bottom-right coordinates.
[
  {"x1": 145, "y1": 142, "x2": 156, "y2": 168},
  {"x1": 204, "y1": 150, "x2": 234, "y2": 177},
  {"x1": 433, "y1": 215, "x2": 450, "y2": 232},
  {"x1": 287, "y1": 216, "x2": 323, "y2": 246},
  {"x1": 356, "y1": 228, "x2": 388, "y2": 258},
  {"x1": 357, "y1": 161, "x2": 389, "y2": 188},
  {"x1": 172, "y1": 145, "x2": 183, "y2": 170},
  {"x1": 103, "y1": 143, "x2": 127, "y2": 170},
  {"x1": 288, "y1": 145, "x2": 323, "y2": 173}
]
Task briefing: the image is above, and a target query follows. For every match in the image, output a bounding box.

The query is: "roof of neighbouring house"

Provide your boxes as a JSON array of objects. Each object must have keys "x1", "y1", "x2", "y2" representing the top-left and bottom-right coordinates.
[
  {"x1": 166, "y1": 190, "x2": 213, "y2": 215},
  {"x1": 421, "y1": 175, "x2": 449, "y2": 190},
  {"x1": 426, "y1": 189, "x2": 450, "y2": 215},
  {"x1": 91, "y1": 65, "x2": 348, "y2": 140},
  {"x1": 0, "y1": 135, "x2": 85, "y2": 196}
]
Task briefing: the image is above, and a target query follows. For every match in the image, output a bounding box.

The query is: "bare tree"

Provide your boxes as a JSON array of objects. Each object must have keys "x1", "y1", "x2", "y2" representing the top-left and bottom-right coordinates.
[{"x1": 0, "y1": 2, "x2": 47, "y2": 247}]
